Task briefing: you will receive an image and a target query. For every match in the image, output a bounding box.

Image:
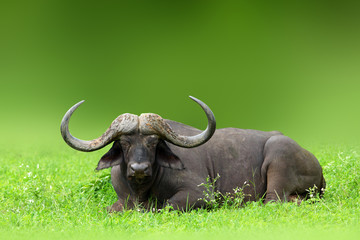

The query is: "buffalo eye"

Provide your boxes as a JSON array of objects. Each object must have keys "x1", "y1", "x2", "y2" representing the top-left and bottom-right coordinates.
[
  {"x1": 120, "y1": 139, "x2": 131, "y2": 151},
  {"x1": 145, "y1": 135, "x2": 159, "y2": 148}
]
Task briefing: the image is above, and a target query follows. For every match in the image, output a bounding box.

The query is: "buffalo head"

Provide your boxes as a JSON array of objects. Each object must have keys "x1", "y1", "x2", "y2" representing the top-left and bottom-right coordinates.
[{"x1": 60, "y1": 96, "x2": 216, "y2": 185}]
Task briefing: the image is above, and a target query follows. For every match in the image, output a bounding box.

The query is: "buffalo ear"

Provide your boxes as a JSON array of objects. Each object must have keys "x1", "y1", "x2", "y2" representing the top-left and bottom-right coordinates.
[
  {"x1": 156, "y1": 141, "x2": 184, "y2": 170},
  {"x1": 96, "y1": 141, "x2": 123, "y2": 170}
]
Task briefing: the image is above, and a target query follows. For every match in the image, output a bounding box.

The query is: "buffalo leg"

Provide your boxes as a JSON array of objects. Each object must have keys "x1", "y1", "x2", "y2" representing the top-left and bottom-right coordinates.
[
  {"x1": 262, "y1": 135, "x2": 324, "y2": 203},
  {"x1": 107, "y1": 200, "x2": 125, "y2": 212},
  {"x1": 166, "y1": 189, "x2": 206, "y2": 211}
]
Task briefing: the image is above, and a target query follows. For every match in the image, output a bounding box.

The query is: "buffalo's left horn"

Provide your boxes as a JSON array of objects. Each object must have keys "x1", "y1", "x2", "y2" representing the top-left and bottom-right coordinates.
[
  {"x1": 140, "y1": 96, "x2": 216, "y2": 148},
  {"x1": 60, "y1": 101, "x2": 138, "y2": 152}
]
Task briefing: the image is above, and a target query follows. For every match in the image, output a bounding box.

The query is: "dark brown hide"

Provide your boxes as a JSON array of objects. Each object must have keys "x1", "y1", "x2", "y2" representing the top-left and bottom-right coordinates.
[{"x1": 101, "y1": 120, "x2": 325, "y2": 211}]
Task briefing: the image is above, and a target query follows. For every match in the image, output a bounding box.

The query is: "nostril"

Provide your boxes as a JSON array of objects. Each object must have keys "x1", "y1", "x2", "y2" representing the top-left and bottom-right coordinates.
[
  {"x1": 130, "y1": 163, "x2": 149, "y2": 173},
  {"x1": 130, "y1": 164, "x2": 140, "y2": 172}
]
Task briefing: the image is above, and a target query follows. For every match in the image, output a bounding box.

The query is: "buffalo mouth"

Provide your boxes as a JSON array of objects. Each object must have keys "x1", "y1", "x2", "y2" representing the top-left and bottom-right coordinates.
[{"x1": 127, "y1": 174, "x2": 151, "y2": 184}]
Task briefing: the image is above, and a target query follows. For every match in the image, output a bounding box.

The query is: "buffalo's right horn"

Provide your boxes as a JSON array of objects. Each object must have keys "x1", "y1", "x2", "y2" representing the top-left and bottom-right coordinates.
[
  {"x1": 139, "y1": 96, "x2": 216, "y2": 148},
  {"x1": 60, "y1": 101, "x2": 138, "y2": 152}
]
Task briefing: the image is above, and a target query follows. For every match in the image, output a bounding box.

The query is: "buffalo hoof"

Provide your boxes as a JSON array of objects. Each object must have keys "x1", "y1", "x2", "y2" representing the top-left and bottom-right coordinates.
[
  {"x1": 107, "y1": 200, "x2": 124, "y2": 213},
  {"x1": 288, "y1": 195, "x2": 303, "y2": 205}
]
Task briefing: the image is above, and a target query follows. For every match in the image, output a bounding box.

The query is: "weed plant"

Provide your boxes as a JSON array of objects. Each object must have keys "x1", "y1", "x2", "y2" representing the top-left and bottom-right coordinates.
[{"x1": 198, "y1": 174, "x2": 250, "y2": 210}]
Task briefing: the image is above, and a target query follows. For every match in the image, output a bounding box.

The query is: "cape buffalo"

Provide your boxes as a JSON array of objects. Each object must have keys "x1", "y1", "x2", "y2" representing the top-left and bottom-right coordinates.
[{"x1": 60, "y1": 96, "x2": 325, "y2": 211}]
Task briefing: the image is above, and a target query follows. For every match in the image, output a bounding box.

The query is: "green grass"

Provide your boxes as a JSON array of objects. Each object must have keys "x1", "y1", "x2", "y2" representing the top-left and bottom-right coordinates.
[{"x1": 0, "y1": 144, "x2": 359, "y2": 239}]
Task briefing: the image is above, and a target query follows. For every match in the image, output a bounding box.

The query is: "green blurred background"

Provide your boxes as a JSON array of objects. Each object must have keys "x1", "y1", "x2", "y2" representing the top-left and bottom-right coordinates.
[{"x1": 1, "y1": 1, "x2": 360, "y2": 148}]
